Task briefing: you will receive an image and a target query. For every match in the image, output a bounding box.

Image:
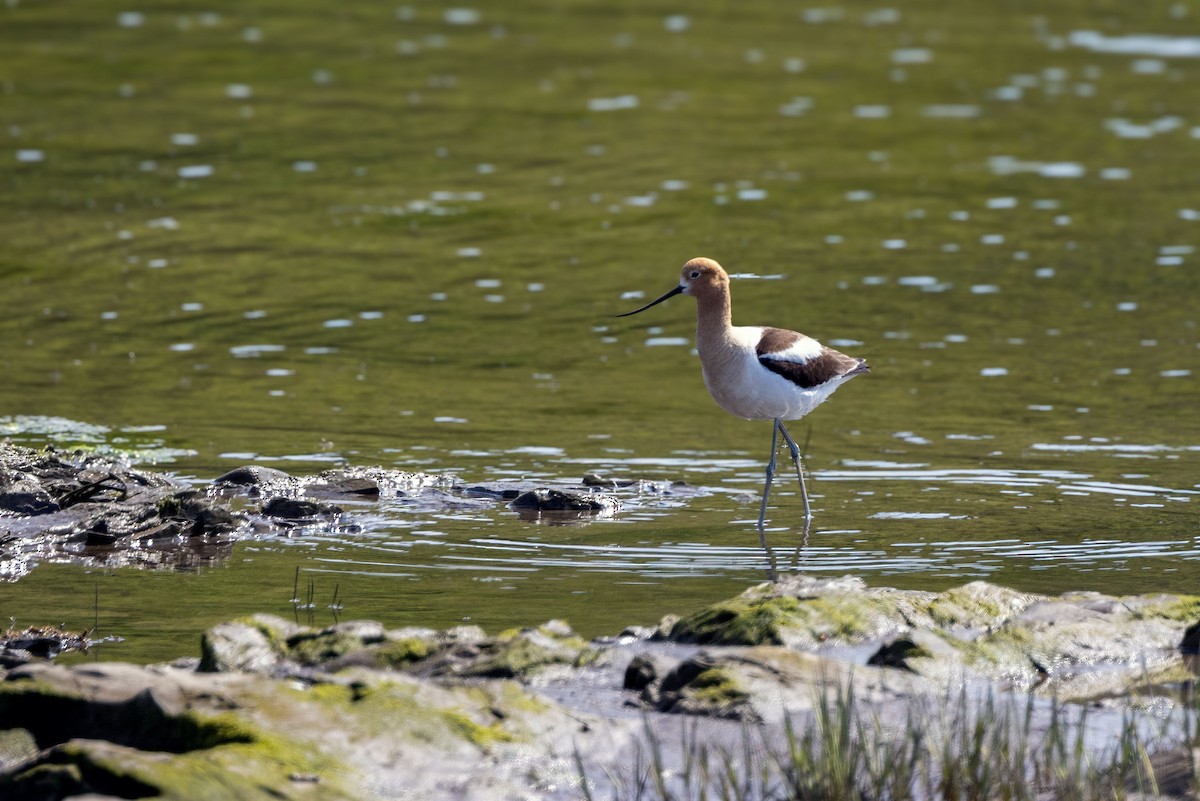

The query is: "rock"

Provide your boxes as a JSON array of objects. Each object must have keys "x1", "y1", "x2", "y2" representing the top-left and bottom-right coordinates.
[
  {"x1": 926, "y1": 580, "x2": 1042, "y2": 628},
  {"x1": 664, "y1": 575, "x2": 936, "y2": 648},
  {"x1": 211, "y1": 465, "x2": 293, "y2": 488},
  {"x1": 261, "y1": 496, "x2": 341, "y2": 519},
  {"x1": 660, "y1": 576, "x2": 1200, "y2": 699},
  {"x1": 509, "y1": 488, "x2": 620, "y2": 515},
  {"x1": 199, "y1": 621, "x2": 281, "y2": 673},
  {"x1": 581, "y1": 473, "x2": 636, "y2": 489},
  {"x1": 0, "y1": 654, "x2": 601, "y2": 801},
  {"x1": 0, "y1": 446, "x2": 251, "y2": 579},
  {"x1": 1182, "y1": 620, "x2": 1200, "y2": 654},
  {"x1": 0, "y1": 481, "x2": 58, "y2": 515},
  {"x1": 623, "y1": 654, "x2": 671, "y2": 691},
  {"x1": 0, "y1": 626, "x2": 89, "y2": 660},
  {"x1": 306, "y1": 467, "x2": 451, "y2": 498},
  {"x1": 4, "y1": 573, "x2": 1199, "y2": 800},
  {"x1": 454, "y1": 622, "x2": 593, "y2": 679},
  {"x1": 867, "y1": 629, "x2": 961, "y2": 672}
]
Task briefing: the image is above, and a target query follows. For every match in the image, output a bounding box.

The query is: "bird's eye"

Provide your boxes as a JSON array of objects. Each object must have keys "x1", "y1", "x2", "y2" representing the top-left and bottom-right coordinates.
[{"x1": 689, "y1": 270, "x2": 701, "y2": 279}]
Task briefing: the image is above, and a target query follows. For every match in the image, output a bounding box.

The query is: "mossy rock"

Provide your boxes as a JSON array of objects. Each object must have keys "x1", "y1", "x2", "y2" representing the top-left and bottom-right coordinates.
[
  {"x1": 371, "y1": 637, "x2": 435, "y2": 668},
  {"x1": 1124, "y1": 594, "x2": 1200, "y2": 623},
  {"x1": 926, "y1": 581, "x2": 1042, "y2": 628},
  {"x1": 667, "y1": 595, "x2": 802, "y2": 645},
  {"x1": 687, "y1": 668, "x2": 750, "y2": 708},
  {"x1": 287, "y1": 631, "x2": 370, "y2": 666},
  {"x1": 459, "y1": 622, "x2": 590, "y2": 679},
  {"x1": 667, "y1": 589, "x2": 921, "y2": 647}
]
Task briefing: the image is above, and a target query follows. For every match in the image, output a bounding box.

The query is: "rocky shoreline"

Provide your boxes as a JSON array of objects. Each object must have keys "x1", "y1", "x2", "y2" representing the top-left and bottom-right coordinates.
[
  {"x1": 2, "y1": 443, "x2": 1198, "y2": 799},
  {"x1": 1, "y1": 575, "x2": 1197, "y2": 799}
]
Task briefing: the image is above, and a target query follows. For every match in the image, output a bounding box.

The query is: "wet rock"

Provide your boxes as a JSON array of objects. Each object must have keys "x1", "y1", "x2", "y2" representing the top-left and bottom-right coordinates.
[
  {"x1": 212, "y1": 465, "x2": 293, "y2": 488},
  {"x1": 582, "y1": 473, "x2": 636, "y2": 489},
  {"x1": 1, "y1": 446, "x2": 249, "y2": 579},
  {"x1": 1182, "y1": 620, "x2": 1200, "y2": 654},
  {"x1": 509, "y1": 488, "x2": 620, "y2": 514},
  {"x1": 307, "y1": 466, "x2": 452, "y2": 499},
  {"x1": 867, "y1": 629, "x2": 961, "y2": 672},
  {"x1": 262, "y1": 496, "x2": 342, "y2": 520},
  {"x1": 648, "y1": 652, "x2": 754, "y2": 719},
  {"x1": 0, "y1": 626, "x2": 89, "y2": 661},
  {"x1": 0, "y1": 479, "x2": 58, "y2": 515},
  {"x1": 623, "y1": 654, "x2": 665, "y2": 691},
  {"x1": 3, "y1": 445, "x2": 671, "y2": 579},
  {"x1": 463, "y1": 480, "x2": 553, "y2": 501}
]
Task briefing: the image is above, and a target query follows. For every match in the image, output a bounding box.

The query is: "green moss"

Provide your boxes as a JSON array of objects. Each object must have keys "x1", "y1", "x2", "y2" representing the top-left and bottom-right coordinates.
[
  {"x1": 301, "y1": 682, "x2": 356, "y2": 707},
  {"x1": 239, "y1": 616, "x2": 294, "y2": 653},
  {"x1": 372, "y1": 637, "x2": 434, "y2": 668},
  {"x1": 286, "y1": 631, "x2": 365, "y2": 666},
  {"x1": 687, "y1": 668, "x2": 750, "y2": 707},
  {"x1": 1129, "y1": 596, "x2": 1200, "y2": 622},
  {"x1": 0, "y1": 760, "x2": 88, "y2": 801},
  {"x1": 669, "y1": 596, "x2": 802, "y2": 645},
  {"x1": 461, "y1": 638, "x2": 568, "y2": 678},
  {"x1": 459, "y1": 628, "x2": 589, "y2": 679},
  {"x1": 440, "y1": 711, "x2": 516, "y2": 750},
  {"x1": 0, "y1": 682, "x2": 254, "y2": 754},
  {"x1": 803, "y1": 596, "x2": 897, "y2": 641},
  {"x1": 925, "y1": 583, "x2": 1034, "y2": 628},
  {"x1": 0, "y1": 705, "x2": 346, "y2": 801}
]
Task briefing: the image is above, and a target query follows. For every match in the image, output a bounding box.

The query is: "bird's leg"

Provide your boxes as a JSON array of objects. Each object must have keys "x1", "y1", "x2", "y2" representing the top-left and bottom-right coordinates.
[
  {"x1": 757, "y1": 420, "x2": 780, "y2": 534},
  {"x1": 756, "y1": 421, "x2": 781, "y2": 581},
  {"x1": 775, "y1": 420, "x2": 812, "y2": 521}
]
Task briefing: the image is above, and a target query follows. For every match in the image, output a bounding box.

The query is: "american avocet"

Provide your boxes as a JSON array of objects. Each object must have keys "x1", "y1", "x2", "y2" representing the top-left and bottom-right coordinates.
[{"x1": 618, "y1": 257, "x2": 869, "y2": 535}]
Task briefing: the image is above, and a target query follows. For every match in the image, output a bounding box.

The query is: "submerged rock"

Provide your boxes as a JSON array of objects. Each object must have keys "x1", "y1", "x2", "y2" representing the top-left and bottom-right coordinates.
[
  {"x1": 509, "y1": 488, "x2": 620, "y2": 515},
  {"x1": 2, "y1": 448, "x2": 648, "y2": 580},
  {"x1": 261, "y1": 496, "x2": 342, "y2": 520},
  {"x1": 0, "y1": 445, "x2": 245, "y2": 579}
]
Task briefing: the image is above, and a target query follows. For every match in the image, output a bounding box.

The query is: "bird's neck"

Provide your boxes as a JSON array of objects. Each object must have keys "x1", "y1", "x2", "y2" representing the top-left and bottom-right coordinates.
[{"x1": 694, "y1": 290, "x2": 733, "y2": 347}]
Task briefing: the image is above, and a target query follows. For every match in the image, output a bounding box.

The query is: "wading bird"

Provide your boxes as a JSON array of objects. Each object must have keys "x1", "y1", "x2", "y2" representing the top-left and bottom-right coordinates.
[{"x1": 617, "y1": 257, "x2": 869, "y2": 543}]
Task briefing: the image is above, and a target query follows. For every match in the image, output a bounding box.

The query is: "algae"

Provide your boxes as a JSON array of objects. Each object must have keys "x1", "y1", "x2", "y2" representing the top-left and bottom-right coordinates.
[
  {"x1": 459, "y1": 625, "x2": 590, "y2": 678},
  {"x1": 372, "y1": 636, "x2": 434, "y2": 668},
  {"x1": 0, "y1": 681, "x2": 253, "y2": 753},
  {"x1": 1128, "y1": 596, "x2": 1200, "y2": 623},
  {"x1": 287, "y1": 631, "x2": 368, "y2": 666},
  {"x1": 687, "y1": 668, "x2": 750, "y2": 708},
  {"x1": 440, "y1": 710, "x2": 517, "y2": 750},
  {"x1": 668, "y1": 596, "x2": 802, "y2": 646}
]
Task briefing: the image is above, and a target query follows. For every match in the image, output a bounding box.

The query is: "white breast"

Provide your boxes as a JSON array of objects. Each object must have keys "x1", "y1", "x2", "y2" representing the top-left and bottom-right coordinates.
[{"x1": 699, "y1": 326, "x2": 847, "y2": 421}]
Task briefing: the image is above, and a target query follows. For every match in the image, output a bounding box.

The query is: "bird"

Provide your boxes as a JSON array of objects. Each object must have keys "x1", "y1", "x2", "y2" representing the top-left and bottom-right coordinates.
[{"x1": 617, "y1": 257, "x2": 869, "y2": 540}]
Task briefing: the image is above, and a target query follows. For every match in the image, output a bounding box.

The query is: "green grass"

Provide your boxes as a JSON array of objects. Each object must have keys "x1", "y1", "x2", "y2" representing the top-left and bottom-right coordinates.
[{"x1": 579, "y1": 681, "x2": 1199, "y2": 800}]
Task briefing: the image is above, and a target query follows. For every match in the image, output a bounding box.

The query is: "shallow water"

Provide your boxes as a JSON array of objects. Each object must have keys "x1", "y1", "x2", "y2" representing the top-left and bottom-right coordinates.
[{"x1": 1, "y1": 1, "x2": 1197, "y2": 663}]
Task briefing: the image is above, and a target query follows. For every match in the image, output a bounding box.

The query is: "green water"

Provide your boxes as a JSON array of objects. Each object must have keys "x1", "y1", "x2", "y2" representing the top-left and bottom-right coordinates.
[{"x1": 1, "y1": 1, "x2": 1197, "y2": 663}]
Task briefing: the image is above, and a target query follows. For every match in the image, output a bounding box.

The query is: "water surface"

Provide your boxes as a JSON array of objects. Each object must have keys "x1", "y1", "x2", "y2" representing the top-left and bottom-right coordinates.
[{"x1": 1, "y1": 1, "x2": 1197, "y2": 662}]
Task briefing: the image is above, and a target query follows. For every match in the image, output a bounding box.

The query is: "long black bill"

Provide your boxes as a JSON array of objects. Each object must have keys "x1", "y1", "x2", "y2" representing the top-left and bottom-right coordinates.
[{"x1": 615, "y1": 284, "x2": 684, "y2": 317}]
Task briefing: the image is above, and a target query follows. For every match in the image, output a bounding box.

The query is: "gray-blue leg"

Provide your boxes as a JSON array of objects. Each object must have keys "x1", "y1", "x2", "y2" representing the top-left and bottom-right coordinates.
[
  {"x1": 775, "y1": 420, "x2": 812, "y2": 521},
  {"x1": 757, "y1": 420, "x2": 781, "y2": 580},
  {"x1": 757, "y1": 420, "x2": 780, "y2": 538}
]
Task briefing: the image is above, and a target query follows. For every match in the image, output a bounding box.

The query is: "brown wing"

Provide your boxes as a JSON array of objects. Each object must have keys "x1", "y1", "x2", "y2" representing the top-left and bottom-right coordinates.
[{"x1": 756, "y1": 327, "x2": 869, "y2": 389}]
